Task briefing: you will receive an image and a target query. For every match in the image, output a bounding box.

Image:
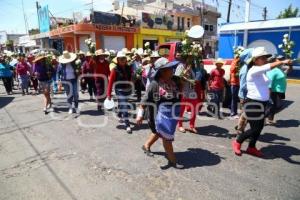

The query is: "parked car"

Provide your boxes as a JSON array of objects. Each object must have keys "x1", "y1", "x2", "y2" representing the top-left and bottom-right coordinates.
[{"x1": 157, "y1": 42, "x2": 233, "y2": 108}]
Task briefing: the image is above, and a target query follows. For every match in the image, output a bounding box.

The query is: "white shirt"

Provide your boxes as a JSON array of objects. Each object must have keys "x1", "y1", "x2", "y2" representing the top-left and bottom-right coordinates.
[
  {"x1": 65, "y1": 63, "x2": 75, "y2": 80},
  {"x1": 246, "y1": 63, "x2": 271, "y2": 101}
]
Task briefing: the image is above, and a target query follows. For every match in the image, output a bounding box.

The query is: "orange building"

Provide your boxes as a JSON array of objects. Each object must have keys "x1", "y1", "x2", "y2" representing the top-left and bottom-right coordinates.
[{"x1": 49, "y1": 23, "x2": 137, "y2": 52}]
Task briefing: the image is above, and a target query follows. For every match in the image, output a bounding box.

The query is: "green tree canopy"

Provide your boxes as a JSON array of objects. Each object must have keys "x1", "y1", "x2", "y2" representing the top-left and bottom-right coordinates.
[{"x1": 277, "y1": 4, "x2": 299, "y2": 19}]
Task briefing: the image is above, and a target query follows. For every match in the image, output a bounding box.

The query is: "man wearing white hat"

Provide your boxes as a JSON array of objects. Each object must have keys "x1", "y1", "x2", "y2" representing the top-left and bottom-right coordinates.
[
  {"x1": 232, "y1": 47, "x2": 292, "y2": 157},
  {"x1": 207, "y1": 58, "x2": 226, "y2": 119},
  {"x1": 58, "y1": 51, "x2": 80, "y2": 114},
  {"x1": 143, "y1": 51, "x2": 161, "y2": 90},
  {"x1": 107, "y1": 51, "x2": 133, "y2": 134}
]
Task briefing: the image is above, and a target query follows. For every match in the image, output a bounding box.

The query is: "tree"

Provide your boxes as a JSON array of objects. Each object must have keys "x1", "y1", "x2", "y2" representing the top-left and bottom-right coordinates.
[{"x1": 277, "y1": 4, "x2": 299, "y2": 19}]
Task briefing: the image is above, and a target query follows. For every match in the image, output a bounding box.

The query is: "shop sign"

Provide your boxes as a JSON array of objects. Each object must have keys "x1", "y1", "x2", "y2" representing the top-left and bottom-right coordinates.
[
  {"x1": 50, "y1": 26, "x2": 75, "y2": 36},
  {"x1": 94, "y1": 24, "x2": 137, "y2": 33}
]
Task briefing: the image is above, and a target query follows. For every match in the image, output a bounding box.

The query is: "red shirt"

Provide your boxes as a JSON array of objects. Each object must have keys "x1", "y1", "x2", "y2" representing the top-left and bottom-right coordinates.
[
  {"x1": 107, "y1": 65, "x2": 132, "y2": 98},
  {"x1": 94, "y1": 61, "x2": 110, "y2": 79},
  {"x1": 16, "y1": 62, "x2": 30, "y2": 76},
  {"x1": 209, "y1": 68, "x2": 225, "y2": 90},
  {"x1": 230, "y1": 58, "x2": 240, "y2": 86},
  {"x1": 82, "y1": 59, "x2": 96, "y2": 75}
]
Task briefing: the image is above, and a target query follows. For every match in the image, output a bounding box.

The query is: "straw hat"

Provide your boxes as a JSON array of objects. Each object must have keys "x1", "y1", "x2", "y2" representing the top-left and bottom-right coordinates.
[
  {"x1": 150, "y1": 51, "x2": 160, "y2": 58},
  {"x1": 77, "y1": 50, "x2": 85, "y2": 55},
  {"x1": 153, "y1": 58, "x2": 179, "y2": 78},
  {"x1": 116, "y1": 51, "x2": 127, "y2": 58},
  {"x1": 214, "y1": 58, "x2": 225, "y2": 65},
  {"x1": 58, "y1": 51, "x2": 77, "y2": 64},
  {"x1": 95, "y1": 49, "x2": 110, "y2": 56},
  {"x1": 86, "y1": 51, "x2": 93, "y2": 57},
  {"x1": 122, "y1": 48, "x2": 132, "y2": 55},
  {"x1": 33, "y1": 55, "x2": 46, "y2": 63}
]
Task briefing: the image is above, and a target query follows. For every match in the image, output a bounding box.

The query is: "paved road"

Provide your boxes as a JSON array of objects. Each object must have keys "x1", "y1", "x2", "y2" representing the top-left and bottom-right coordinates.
[{"x1": 0, "y1": 83, "x2": 300, "y2": 200}]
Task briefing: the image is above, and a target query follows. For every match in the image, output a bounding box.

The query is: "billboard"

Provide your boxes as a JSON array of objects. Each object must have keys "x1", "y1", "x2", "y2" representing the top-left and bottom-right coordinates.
[
  {"x1": 141, "y1": 12, "x2": 173, "y2": 30},
  {"x1": 38, "y1": 5, "x2": 50, "y2": 33}
]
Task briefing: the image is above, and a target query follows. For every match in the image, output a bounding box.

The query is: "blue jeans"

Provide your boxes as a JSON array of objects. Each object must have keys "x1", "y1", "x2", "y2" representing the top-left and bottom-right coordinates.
[
  {"x1": 52, "y1": 74, "x2": 58, "y2": 93},
  {"x1": 231, "y1": 85, "x2": 240, "y2": 116},
  {"x1": 208, "y1": 89, "x2": 223, "y2": 118},
  {"x1": 18, "y1": 74, "x2": 29, "y2": 93},
  {"x1": 64, "y1": 79, "x2": 79, "y2": 108},
  {"x1": 115, "y1": 89, "x2": 131, "y2": 127}
]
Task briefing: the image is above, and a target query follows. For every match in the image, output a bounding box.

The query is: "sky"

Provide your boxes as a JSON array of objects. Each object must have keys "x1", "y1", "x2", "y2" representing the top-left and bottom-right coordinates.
[{"x1": 0, "y1": 0, "x2": 299, "y2": 34}]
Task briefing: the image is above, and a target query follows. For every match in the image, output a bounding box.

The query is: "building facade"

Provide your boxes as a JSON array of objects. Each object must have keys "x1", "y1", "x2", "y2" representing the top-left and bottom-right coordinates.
[{"x1": 218, "y1": 17, "x2": 300, "y2": 78}]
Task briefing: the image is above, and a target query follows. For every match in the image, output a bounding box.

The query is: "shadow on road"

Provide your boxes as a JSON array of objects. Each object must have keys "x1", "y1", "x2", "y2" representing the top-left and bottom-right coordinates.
[
  {"x1": 259, "y1": 132, "x2": 290, "y2": 145},
  {"x1": 196, "y1": 125, "x2": 234, "y2": 139},
  {"x1": 275, "y1": 119, "x2": 300, "y2": 128},
  {"x1": 261, "y1": 145, "x2": 300, "y2": 165},
  {"x1": 0, "y1": 96, "x2": 14, "y2": 109},
  {"x1": 154, "y1": 148, "x2": 223, "y2": 169}
]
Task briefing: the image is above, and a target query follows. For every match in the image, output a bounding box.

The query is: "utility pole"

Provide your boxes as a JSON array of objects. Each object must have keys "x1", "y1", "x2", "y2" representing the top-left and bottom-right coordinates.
[
  {"x1": 262, "y1": 7, "x2": 267, "y2": 20},
  {"x1": 36, "y1": 1, "x2": 41, "y2": 30},
  {"x1": 21, "y1": 0, "x2": 28, "y2": 34},
  {"x1": 226, "y1": 0, "x2": 232, "y2": 23}
]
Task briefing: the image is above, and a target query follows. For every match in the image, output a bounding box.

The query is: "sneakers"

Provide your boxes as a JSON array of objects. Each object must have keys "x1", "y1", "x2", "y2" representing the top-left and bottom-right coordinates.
[
  {"x1": 68, "y1": 108, "x2": 73, "y2": 114},
  {"x1": 75, "y1": 108, "x2": 80, "y2": 114},
  {"x1": 126, "y1": 127, "x2": 132, "y2": 134},
  {"x1": 246, "y1": 147, "x2": 263, "y2": 157},
  {"x1": 232, "y1": 140, "x2": 242, "y2": 156}
]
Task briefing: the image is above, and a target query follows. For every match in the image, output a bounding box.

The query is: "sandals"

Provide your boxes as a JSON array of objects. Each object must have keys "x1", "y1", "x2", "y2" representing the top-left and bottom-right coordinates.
[
  {"x1": 142, "y1": 145, "x2": 154, "y2": 157},
  {"x1": 178, "y1": 127, "x2": 186, "y2": 133},
  {"x1": 188, "y1": 127, "x2": 198, "y2": 134}
]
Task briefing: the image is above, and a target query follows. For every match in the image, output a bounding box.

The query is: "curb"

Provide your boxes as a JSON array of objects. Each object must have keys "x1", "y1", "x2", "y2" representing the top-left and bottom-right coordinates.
[{"x1": 287, "y1": 79, "x2": 300, "y2": 84}]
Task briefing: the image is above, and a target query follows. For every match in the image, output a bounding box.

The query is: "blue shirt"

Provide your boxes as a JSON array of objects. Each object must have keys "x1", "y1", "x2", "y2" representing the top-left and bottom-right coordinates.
[
  {"x1": 0, "y1": 63, "x2": 13, "y2": 78},
  {"x1": 238, "y1": 48, "x2": 254, "y2": 99}
]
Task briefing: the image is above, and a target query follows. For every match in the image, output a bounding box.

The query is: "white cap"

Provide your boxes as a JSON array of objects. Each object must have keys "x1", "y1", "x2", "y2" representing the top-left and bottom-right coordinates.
[
  {"x1": 252, "y1": 47, "x2": 272, "y2": 60},
  {"x1": 116, "y1": 51, "x2": 127, "y2": 58}
]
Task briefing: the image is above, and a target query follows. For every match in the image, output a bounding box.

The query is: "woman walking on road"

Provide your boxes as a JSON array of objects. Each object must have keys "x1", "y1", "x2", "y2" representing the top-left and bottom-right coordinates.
[
  {"x1": 81, "y1": 51, "x2": 96, "y2": 101},
  {"x1": 94, "y1": 49, "x2": 110, "y2": 111},
  {"x1": 136, "y1": 57, "x2": 184, "y2": 169},
  {"x1": 0, "y1": 54, "x2": 13, "y2": 95},
  {"x1": 232, "y1": 47, "x2": 292, "y2": 157},
  {"x1": 32, "y1": 55, "x2": 54, "y2": 114},
  {"x1": 107, "y1": 51, "x2": 133, "y2": 134},
  {"x1": 16, "y1": 53, "x2": 30, "y2": 95}
]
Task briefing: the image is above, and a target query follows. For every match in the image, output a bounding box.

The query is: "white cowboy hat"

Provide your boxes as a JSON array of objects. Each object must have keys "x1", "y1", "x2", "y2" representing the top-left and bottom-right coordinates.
[
  {"x1": 86, "y1": 51, "x2": 93, "y2": 57},
  {"x1": 251, "y1": 47, "x2": 272, "y2": 61},
  {"x1": 58, "y1": 51, "x2": 77, "y2": 64},
  {"x1": 95, "y1": 49, "x2": 109, "y2": 56},
  {"x1": 150, "y1": 51, "x2": 160, "y2": 58},
  {"x1": 122, "y1": 48, "x2": 132, "y2": 55},
  {"x1": 116, "y1": 51, "x2": 127, "y2": 58},
  {"x1": 214, "y1": 58, "x2": 225, "y2": 65},
  {"x1": 135, "y1": 48, "x2": 144, "y2": 56}
]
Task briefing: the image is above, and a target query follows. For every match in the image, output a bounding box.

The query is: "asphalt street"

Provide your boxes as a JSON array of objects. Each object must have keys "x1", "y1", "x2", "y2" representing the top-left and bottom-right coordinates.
[{"x1": 0, "y1": 83, "x2": 300, "y2": 200}]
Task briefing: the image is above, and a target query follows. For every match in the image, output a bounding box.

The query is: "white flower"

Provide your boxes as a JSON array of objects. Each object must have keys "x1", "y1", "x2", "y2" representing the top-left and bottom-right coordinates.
[
  {"x1": 284, "y1": 33, "x2": 289, "y2": 38},
  {"x1": 287, "y1": 45, "x2": 291, "y2": 49},
  {"x1": 192, "y1": 42, "x2": 196, "y2": 45},
  {"x1": 289, "y1": 41, "x2": 294, "y2": 46},
  {"x1": 278, "y1": 44, "x2": 283, "y2": 48},
  {"x1": 144, "y1": 42, "x2": 150, "y2": 47},
  {"x1": 182, "y1": 40, "x2": 187, "y2": 45},
  {"x1": 283, "y1": 39, "x2": 288, "y2": 44},
  {"x1": 75, "y1": 59, "x2": 81, "y2": 65}
]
